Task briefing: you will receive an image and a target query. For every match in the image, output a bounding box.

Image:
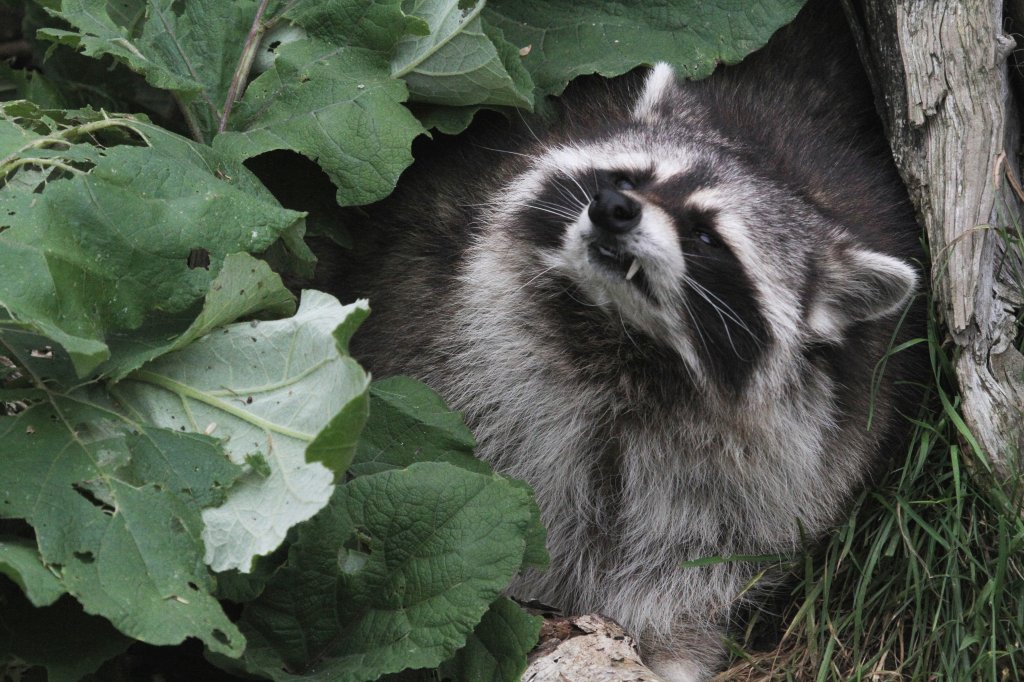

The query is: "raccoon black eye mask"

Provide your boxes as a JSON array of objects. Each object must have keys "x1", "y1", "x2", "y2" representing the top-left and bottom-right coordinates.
[{"x1": 323, "y1": 3, "x2": 926, "y2": 679}]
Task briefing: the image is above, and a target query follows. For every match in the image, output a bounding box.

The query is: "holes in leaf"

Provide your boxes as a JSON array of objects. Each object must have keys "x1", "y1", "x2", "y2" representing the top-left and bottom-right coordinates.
[
  {"x1": 187, "y1": 247, "x2": 211, "y2": 270},
  {"x1": 72, "y1": 483, "x2": 115, "y2": 515},
  {"x1": 212, "y1": 629, "x2": 230, "y2": 646},
  {"x1": 187, "y1": 581, "x2": 199, "y2": 591},
  {"x1": 73, "y1": 550, "x2": 95, "y2": 564},
  {"x1": 339, "y1": 548, "x2": 369, "y2": 575}
]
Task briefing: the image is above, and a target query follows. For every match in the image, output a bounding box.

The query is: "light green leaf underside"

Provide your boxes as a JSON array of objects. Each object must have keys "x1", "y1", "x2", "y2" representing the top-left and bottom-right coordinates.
[
  {"x1": 114, "y1": 292, "x2": 371, "y2": 572},
  {"x1": 393, "y1": 0, "x2": 533, "y2": 108}
]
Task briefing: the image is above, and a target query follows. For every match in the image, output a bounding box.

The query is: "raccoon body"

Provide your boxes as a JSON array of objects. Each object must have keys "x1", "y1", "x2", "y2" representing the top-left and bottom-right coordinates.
[{"x1": 323, "y1": 4, "x2": 924, "y2": 679}]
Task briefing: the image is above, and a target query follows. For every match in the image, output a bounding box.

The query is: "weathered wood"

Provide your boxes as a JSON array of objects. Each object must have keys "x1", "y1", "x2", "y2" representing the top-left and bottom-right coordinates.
[
  {"x1": 523, "y1": 614, "x2": 665, "y2": 682},
  {"x1": 844, "y1": 0, "x2": 1024, "y2": 474}
]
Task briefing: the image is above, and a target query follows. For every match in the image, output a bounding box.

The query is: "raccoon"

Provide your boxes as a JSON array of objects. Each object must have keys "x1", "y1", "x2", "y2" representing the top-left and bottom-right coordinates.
[{"x1": 321, "y1": 3, "x2": 925, "y2": 679}]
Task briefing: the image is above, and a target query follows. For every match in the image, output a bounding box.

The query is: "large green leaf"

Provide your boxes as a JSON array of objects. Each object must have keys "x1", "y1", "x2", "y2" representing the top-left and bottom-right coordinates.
[
  {"x1": 215, "y1": 38, "x2": 425, "y2": 207},
  {"x1": 439, "y1": 597, "x2": 543, "y2": 682},
  {"x1": 101, "y1": 252, "x2": 296, "y2": 381},
  {"x1": 231, "y1": 462, "x2": 543, "y2": 681},
  {"x1": 484, "y1": 0, "x2": 807, "y2": 95},
  {"x1": 284, "y1": 0, "x2": 424, "y2": 52},
  {"x1": 113, "y1": 292, "x2": 371, "y2": 572},
  {"x1": 348, "y1": 376, "x2": 486, "y2": 477},
  {"x1": 0, "y1": 538, "x2": 65, "y2": 607},
  {"x1": 37, "y1": 0, "x2": 254, "y2": 142},
  {"x1": 0, "y1": 399, "x2": 245, "y2": 655},
  {"x1": 392, "y1": 0, "x2": 533, "y2": 108},
  {"x1": 0, "y1": 106, "x2": 305, "y2": 377}
]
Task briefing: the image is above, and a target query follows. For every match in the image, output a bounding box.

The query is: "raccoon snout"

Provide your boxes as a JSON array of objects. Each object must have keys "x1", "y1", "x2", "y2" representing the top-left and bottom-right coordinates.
[{"x1": 589, "y1": 188, "x2": 641, "y2": 234}]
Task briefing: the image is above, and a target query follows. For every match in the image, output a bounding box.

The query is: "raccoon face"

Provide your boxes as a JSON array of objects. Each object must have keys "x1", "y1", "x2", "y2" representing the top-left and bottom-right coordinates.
[{"x1": 491, "y1": 64, "x2": 918, "y2": 393}]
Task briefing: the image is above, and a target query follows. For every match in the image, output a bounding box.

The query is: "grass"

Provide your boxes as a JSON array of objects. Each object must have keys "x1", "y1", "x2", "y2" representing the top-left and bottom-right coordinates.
[{"x1": 719, "y1": 300, "x2": 1024, "y2": 681}]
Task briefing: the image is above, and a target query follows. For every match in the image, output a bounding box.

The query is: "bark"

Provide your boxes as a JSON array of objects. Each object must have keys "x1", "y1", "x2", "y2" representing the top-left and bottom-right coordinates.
[{"x1": 843, "y1": 0, "x2": 1024, "y2": 475}]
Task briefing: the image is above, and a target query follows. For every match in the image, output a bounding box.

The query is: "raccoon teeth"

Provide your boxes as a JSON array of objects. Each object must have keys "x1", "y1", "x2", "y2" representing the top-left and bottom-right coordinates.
[{"x1": 625, "y1": 259, "x2": 641, "y2": 281}]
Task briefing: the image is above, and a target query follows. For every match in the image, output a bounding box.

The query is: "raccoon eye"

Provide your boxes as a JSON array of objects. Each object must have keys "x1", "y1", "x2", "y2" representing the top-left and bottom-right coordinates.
[
  {"x1": 614, "y1": 176, "x2": 635, "y2": 191},
  {"x1": 696, "y1": 230, "x2": 721, "y2": 248}
]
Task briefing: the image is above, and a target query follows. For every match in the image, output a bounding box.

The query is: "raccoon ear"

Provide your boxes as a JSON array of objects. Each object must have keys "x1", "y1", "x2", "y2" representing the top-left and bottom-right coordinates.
[
  {"x1": 633, "y1": 62, "x2": 678, "y2": 122},
  {"x1": 807, "y1": 247, "x2": 918, "y2": 339}
]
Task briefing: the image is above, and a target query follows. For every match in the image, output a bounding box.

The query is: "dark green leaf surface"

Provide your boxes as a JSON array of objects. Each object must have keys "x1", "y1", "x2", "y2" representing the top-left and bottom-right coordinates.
[
  {"x1": 393, "y1": 0, "x2": 533, "y2": 108},
  {"x1": 101, "y1": 252, "x2": 296, "y2": 381},
  {"x1": 349, "y1": 376, "x2": 485, "y2": 477},
  {"x1": 38, "y1": 0, "x2": 253, "y2": 141},
  {"x1": 0, "y1": 538, "x2": 65, "y2": 607},
  {"x1": 485, "y1": 0, "x2": 807, "y2": 95},
  {"x1": 439, "y1": 597, "x2": 543, "y2": 682},
  {"x1": 0, "y1": 400, "x2": 245, "y2": 655},
  {"x1": 216, "y1": 39, "x2": 425, "y2": 207},
  {"x1": 233, "y1": 462, "x2": 542, "y2": 681},
  {"x1": 0, "y1": 108, "x2": 304, "y2": 376}
]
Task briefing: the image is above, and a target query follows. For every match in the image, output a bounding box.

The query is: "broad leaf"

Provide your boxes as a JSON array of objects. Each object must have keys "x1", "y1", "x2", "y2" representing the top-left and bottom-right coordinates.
[
  {"x1": 38, "y1": 0, "x2": 254, "y2": 142},
  {"x1": 439, "y1": 597, "x2": 543, "y2": 682},
  {"x1": 484, "y1": 0, "x2": 807, "y2": 95},
  {"x1": 232, "y1": 462, "x2": 543, "y2": 681},
  {"x1": 0, "y1": 538, "x2": 65, "y2": 607},
  {"x1": 348, "y1": 376, "x2": 486, "y2": 477},
  {"x1": 0, "y1": 401, "x2": 245, "y2": 655},
  {"x1": 0, "y1": 107, "x2": 304, "y2": 377},
  {"x1": 101, "y1": 252, "x2": 296, "y2": 381},
  {"x1": 113, "y1": 292, "x2": 371, "y2": 572},
  {"x1": 215, "y1": 38, "x2": 425, "y2": 207},
  {"x1": 393, "y1": 0, "x2": 533, "y2": 108}
]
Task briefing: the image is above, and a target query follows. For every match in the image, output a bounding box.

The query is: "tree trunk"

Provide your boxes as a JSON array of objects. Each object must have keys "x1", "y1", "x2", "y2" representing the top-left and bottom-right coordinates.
[{"x1": 843, "y1": 0, "x2": 1024, "y2": 476}]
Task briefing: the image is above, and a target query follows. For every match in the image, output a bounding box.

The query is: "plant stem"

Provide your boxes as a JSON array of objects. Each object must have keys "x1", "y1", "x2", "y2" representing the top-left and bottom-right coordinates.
[
  {"x1": 219, "y1": 0, "x2": 273, "y2": 134},
  {"x1": 174, "y1": 93, "x2": 206, "y2": 144}
]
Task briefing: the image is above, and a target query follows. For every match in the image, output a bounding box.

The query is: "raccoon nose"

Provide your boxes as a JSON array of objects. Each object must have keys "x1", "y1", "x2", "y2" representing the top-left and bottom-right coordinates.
[{"x1": 589, "y1": 189, "x2": 641, "y2": 234}]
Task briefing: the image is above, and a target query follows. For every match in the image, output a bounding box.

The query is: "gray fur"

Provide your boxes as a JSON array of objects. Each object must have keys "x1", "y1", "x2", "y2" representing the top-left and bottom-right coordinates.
[{"x1": 323, "y1": 4, "x2": 925, "y2": 680}]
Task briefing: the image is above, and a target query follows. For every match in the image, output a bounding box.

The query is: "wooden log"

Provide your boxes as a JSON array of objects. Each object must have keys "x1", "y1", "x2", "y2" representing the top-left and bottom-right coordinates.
[{"x1": 843, "y1": 0, "x2": 1024, "y2": 474}]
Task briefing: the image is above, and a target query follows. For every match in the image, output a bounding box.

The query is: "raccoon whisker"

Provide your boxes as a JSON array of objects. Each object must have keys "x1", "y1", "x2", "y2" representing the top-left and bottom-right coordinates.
[
  {"x1": 676, "y1": 290, "x2": 712, "y2": 359},
  {"x1": 685, "y1": 280, "x2": 754, "y2": 344},
  {"x1": 686, "y1": 279, "x2": 763, "y2": 345},
  {"x1": 515, "y1": 108, "x2": 545, "y2": 147},
  {"x1": 473, "y1": 144, "x2": 533, "y2": 158},
  {"x1": 555, "y1": 188, "x2": 588, "y2": 213},
  {"x1": 531, "y1": 197, "x2": 582, "y2": 214},
  {"x1": 525, "y1": 199, "x2": 578, "y2": 215},
  {"x1": 564, "y1": 171, "x2": 594, "y2": 203},
  {"x1": 551, "y1": 179, "x2": 590, "y2": 210},
  {"x1": 556, "y1": 281, "x2": 605, "y2": 309},
  {"x1": 614, "y1": 309, "x2": 644, "y2": 353},
  {"x1": 515, "y1": 264, "x2": 559, "y2": 294},
  {"x1": 679, "y1": 276, "x2": 746, "y2": 329},
  {"x1": 525, "y1": 203, "x2": 579, "y2": 221},
  {"x1": 684, "y1": 277, "x2": 761, "y2": 358},
  {"x1": 459, "y1": 201, "x2": 503, "y2": 210}
]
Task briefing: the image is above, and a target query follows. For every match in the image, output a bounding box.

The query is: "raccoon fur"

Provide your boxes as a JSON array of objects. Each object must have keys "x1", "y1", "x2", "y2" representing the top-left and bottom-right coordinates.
[{"x1": 321, "y1": 3, "x2": 925, "y2": 679}]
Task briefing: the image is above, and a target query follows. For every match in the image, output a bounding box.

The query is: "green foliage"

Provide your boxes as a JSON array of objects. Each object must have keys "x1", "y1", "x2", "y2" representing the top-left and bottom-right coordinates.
[
  {"x1": 234, "y1": 463, "x2": 543, "y2": 681},
  {"x1": 485, "y1": 0, "x2": 807, "y2": 94},
  {"x1": 0, "y1": 0, "x2": 804, "y2": 680}
]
